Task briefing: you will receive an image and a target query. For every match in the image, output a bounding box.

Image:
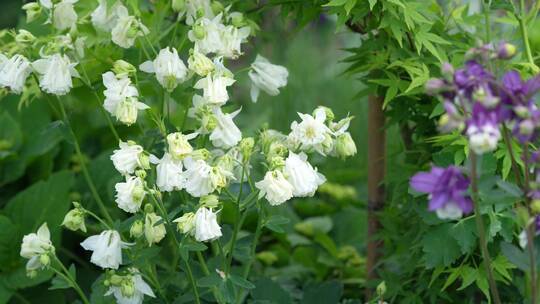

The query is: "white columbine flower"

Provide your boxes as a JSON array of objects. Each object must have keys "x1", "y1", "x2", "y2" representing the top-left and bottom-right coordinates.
[
  {"x1": 182, "y1": 158, "x2": 215, "y2": 197},
  {"x1": 154, "y1": 153, "x2": 185, "y2": 192},
  {"x1": 139, "y1": 47, "x2": 188, "y2": 91},
  {"x1": 249, "y1": 55, "x2": 289, "y2": 102},
  {"x1": 467, "y1": 123, "x2": 501, "y2": 155},
  {"x1": 167, "y1": 132, "x2": 197, "y2": 160},
  {"x1": 115, "y1": 176, "x2": 146, "y2": 213},
  {"x1": 32, "y1": 53, "x2": 80, "y2": 95},
  {"x1": 91, "y1": 0, "x2": 127, "y2": 31},
  {"x1": 0, "y1": 54, "x2": 32, "y2": 94},
  {"x1": 256, "y1": 170, "x2": 294, "y2": 206},
  {"x1": 110, "y1": 141, "x2": 145, "y2": 175},
  {"x1": 188, "y1": 15, "x2": 224, "y2": 55},
  {"x1": 20, "y1": 223, "x2": 54, "y2": 273},
  {"x1": 193, "y1": 73, "x2": 235, "y2": 106},
  {"x1": 183, "y1": 0, "x2": 214, "y2": 25},
  {"x1": 52, "y1": 0, "x2": 78, "y2": 31},
  {"x1": 102, "y1": 71, "x2": 149, "y2": 125},
  {"x1": 105, "y1": 269, "x2": 155, "y2": 304},
  {"x1": 288, "y1": 109, "x2": 332, "y2": 155},
  {"x1": 218, "y1": 25, "x2": 250, "y2": 59},
  {"x1": 173, "y1": 212, "x2": 196, "y2": 235},
  {"x1": 194, "y1": 207, "x2": 222, "y2": 242},
  {"x1": 209, "y1": 107, "x2": 242, "y2": 148},
  {"x1": 188, "y1": 49, "x2": 215, "y2": 77},
  {"x1": 283, "y1": 152, "x2": 326, "y2": 197},
  {"x1": 144, "y1": 212, "x2": 166, "y2": 246},
  {"x1": 80, "y1": 230, "x2": 129, "y2": 269},
  {"x1": 111, "y1": 6, "x2": 149, "y2": 48}
]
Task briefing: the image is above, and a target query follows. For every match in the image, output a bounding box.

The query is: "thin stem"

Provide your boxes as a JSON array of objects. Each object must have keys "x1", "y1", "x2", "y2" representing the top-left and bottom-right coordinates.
[
  {"x1": 57, "y1": 99, "x2": 114, "y2": 225},
  {"x1": 524, "y1": 144, "x2": 538, "y2": 304},
  {"x1": 84, "y1": 209, "x2": 113, "y2": 230},
  {"x1": 517, "y1": 0, "x2": 540, "y2": 72},
  {"x1": 483, "y1": 0, "x2": 491, "y2": 43},
  {"x1": 53, "y1": 257, "x2": 90, "y2": 304},
  {"x1": 470, "y1": 152, "x2": 502, "y2": 304},
  {"x1": 226, "y1": 164, "x2": 247, "y2": 273}
]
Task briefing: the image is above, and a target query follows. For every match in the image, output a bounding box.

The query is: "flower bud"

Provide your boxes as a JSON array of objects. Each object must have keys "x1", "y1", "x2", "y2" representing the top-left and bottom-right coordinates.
[
  {"x1": 200, "y1": 194, "x2": 219, "y2": 208},
  {"x1": 216, "y1": 154, "x2": 234, "y2": 172},
  {"x1": 113, "y1": 60, "x2": 136, "y2": 78},
  {"x1": 39, "y1": 254, "x2": 50, "y2": 267},
  {"x1": 143, "y1": 203, "x2": 154, "y2": 214},
  {"x1": 532, "y1": 200, "x2": 540, "y2": 214},
  {"x1": 321, "y1": 133, "x2": 334, "y2": 155},
  {"x1": 211, "y1": 1, "x2": 224, "y2": 14},
  {"x1": 267, "y1": 142, "x2": 288, "y2": 160},
  {"x1": 188, "y1": 50, "x2": 214, "y2": 77},
  {"x1": 138, "y1": 153, "x2": 150, "y2": 170},
  {"x1": 109, "y1": 274, "x2": 123, "y2": 286},
  {"x1": 335, "y1": 132, "x2": 357, "y2": 159},
  {"x1": 130, "y1": 220, "x2": 144, "y2": 238},
  {"x1": 269, "y1": 156, "x2": 285, "y2": 170},
  {"x1": 132, "y1": 184, "x2": 146, "y2": 203},
  {"x1": 204, "y1": 114, "x2": 218, "y2": 132},
  {"x1": 173, "y1": 212, "x2": 195, "y2": 234},
  {"x1": 376, "y1": 281, "x2": 387, "y2": 297},
  {"x1": 210, "y1": 167, "x2": 228, "y2": 189},
  {"x1": 22, "y1": 2, "x2": 41, "y2": 23},
  {"x1": 144, "y1": 212, "x2": 166, "y2": 245},
  {"x1": 230, "y1": 12, "x2": 245, "y2": 27},
  {"x1": 497, "y1": 42, "x2": 517, "y2": 59},
  {"x1": 441, "y1": 62, "x2": 454, "y2": 80},
  {"x1": 192, "y1": 25, "x2": 206, "y2": 40},
  {"x1": 135, "y1": 169, "x2": 147, "y2": 179},
  {"x1": 314, "y1": 106, "x2": 334, "y2": 123},
  {"x1": 425, "y1": 78, "x2": 446, "y2": 95},
  {"x1": 172, "y1": 0, "x2": 186, "y2": 12},
  {"x1": 239, "y1": 137, "x2": 255, "y2": 160},
  {"x1": 62, "y1": 205, "x2": 87, "y2": 232},
  {"x1": 515, "y1": 105, "x2": 530, "y2": 118},
  {"x1": 15, "y1": 30, "x2": 36, "y2": 44},
  {"x1": 116, "y1": 98, "x2": 138, "y2": 126},
  {"x1": 167, "y1": 132, "x2": 194, "y2": 160}
]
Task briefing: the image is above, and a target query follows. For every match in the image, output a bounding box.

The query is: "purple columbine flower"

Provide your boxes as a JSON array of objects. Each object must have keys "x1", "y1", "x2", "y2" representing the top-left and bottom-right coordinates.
[
  {"x1": 410, "y1": 166, "x2": 473, "y2": 220},
  {"x1": 454, "y1": 60, "x2": 494, "y2": 100},
  {"x1": 466, "y1": 103, "x2": 502, "y2": 154}
]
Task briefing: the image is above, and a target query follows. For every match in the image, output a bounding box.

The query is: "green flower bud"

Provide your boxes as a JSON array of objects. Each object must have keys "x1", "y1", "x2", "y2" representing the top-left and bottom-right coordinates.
[
  {"x1": 230, "y1": 12, "x2": 245, "y2": 27},
  {"x1": 267, "y1": 142, "x2": 288, "y2": 160},
  {"x1": 172, "y1": 0, "x2": 186, "y2": 12},
  {"x1": 167, "y1": 132, "x2": 194, "y2": 160},
  {"x1": 191, "y1": 148, "x2": 210, "y2": 161},
  {"x1": 376, "y1": 281, "x2": 387, "y2": 297},
  {"x1": 132, "y1": 184, "x2": 146, "y2": 202},
  {"x1": 62, "y1": 205, "x2": 87, "y2": 232},
  {"x1": 532, "y1": 200, "x2": 540, "y2": 214},
  {"x1": 239, "y1": 137, "x2": 255, "y2": 161},
  {"x1": 39, "y1": 254, "x2": 50, "y2": 267},
  {"x1": 211, "y1": 1, "x2": 224, "y2": 14},
  {"x1": 335, "y1": 132, "x2": 357, "y2": 159},
  {"x1": 200, "y1": 194, "x2": 219, "y2": 208},
  {"x1": 130, "y1": 220, "x2": 144, "y2": 238},
  {"x1": 256, "y1": 251, "x2": 278, "y2": 265},
  {"x1": 109, "y1": 274, "x2": 123, "y2": 286},
  {"x1": 497, "y1": 42, "x2": 517, "y2": 59},
  {"x1": 143, "y1": 203, "x2": 154, "y2": 214},
  {"x1": 144, "y1": 212, "x2": 166, "y2": 245},
  {"x1": 112, "y1": 60, "x2": 136, "y2": 78},
  {"x1": 138, "y1": 153, "x2": 150, "y2": 170},
  {"x1": 135, "y1": 169, "x2": 147, "y2": 179},
  {"x1": 173, "y1": 212, "x2": 195, "y2": 234},
  {"x1": 15, "y1": 29, "x2": 36, "y2": 44},
  {"x1": 22, "y1": 2, "x2": 41, "y2": 23},
  {"x1": 192, "y1": 24, "x2": 206, "y2": 40},
  {"x1": 269, "y1": 156, "x2": 285, "y2": 170}
]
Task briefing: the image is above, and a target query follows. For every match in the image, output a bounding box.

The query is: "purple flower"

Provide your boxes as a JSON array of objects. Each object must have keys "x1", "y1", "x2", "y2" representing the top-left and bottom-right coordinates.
[
  {"x1": 454, "y1": 61, "x2": 494, "y2": 99},
  {"x1": 466, "y1": 103, "x2": 501, "y2": 154},
  {"x1": 410, "y1": 166, "x2": 473, "y2": 220}
]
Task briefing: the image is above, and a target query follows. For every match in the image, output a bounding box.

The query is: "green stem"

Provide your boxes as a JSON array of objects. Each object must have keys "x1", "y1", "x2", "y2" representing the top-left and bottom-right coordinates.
[
  {"x1": 523, "y1": 145, "x2": 538, "y2": 304},
  {"x1": 518, "y1": 0, "x2": 540, "y2": 72},
  {"x1": 470, "y1": 152, "x2": 502, "y2": 304},
  {"x1": 483, "y1": 0, "x2": 491, "y2": 43},
  {"x1": 84, "y1": 209, "x2": 112, "y2": 230},
  {"x1": 53, "y1": 257, "x2": 90, "y2": 304},
  {"x1": 57, "y1": 99, "x2": 114, "y2": 225},
  {"x1": 226, "y1": 164, "x2": 247, "y2": 273}
]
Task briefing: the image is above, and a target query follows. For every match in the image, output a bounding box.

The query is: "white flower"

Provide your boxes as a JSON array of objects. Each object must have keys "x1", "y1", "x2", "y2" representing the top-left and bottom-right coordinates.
[
  {"x1": 209, "y1": 107, "x2": 242, "y2": 148},
  {"x1": 188, "y1": 15, "x2": 224, "y2": 55},
  {"x1": 39, "y1": 0, "x2": 53, "y2": 9},
  {"x1": 435, "y1": 202, "x2": 464, "y2": 220},
  {"x1": 288, "y1": 109, "x2": 332, "y2": 155},
  {"x1": 188, "y1": 49, "x2": 215, "y2": 77},
  {"x1": 218, "y1": 25, "x2": 250, "y2": 59},
  {"x1": 256, "y1": 170, "x2": 294, "y2": 206},
  {"x1": 181, "y1": 158, "x2": 215, "y2": 197},
  {"x1": 167, "y1": 132, "x2": 197, "y2": 160},
  {"x1": 194, "y1": 207, "x2": 222, "y2": 242},
  {"x1": 105, "y1": 269, "x2": 155, "y2": 304},
  {"x1": 91, "y1": 0, "x2": 126, "y2": 31},
  {"x1": 111, "y1": 6, "x2": 149, "y2": 48},
  {"x1": 32, "y1": 53, "x2": 80, "y2": 95},
  {"x1": 467, "y1": 124, "x2": 501, "y2": 155},
  {"x1": 193, "y1": 73, "x2": 235, "y2": 106},
  {"x1": 144, "y1": 213, "x2": 166, "y2": 246},
  {"x1": 154, "y1": 153, "x2": 185, "y2": 192},
  {"x1": 184, "y1": 0, "x2": 214, "y2": 25},
  {"x1": 115, "y1": 176, "x2": 146, "y2": 213},
  {"x1": 249, "y1": 55, "x2": 288, "y2": 102},
  {"x1": 283, "y1": 152, "x2": 326, "y2": 197},
  {"x1": 20, "y1": 223, "x2": 54, "y2": 272},
  {"x1": 52, "y1": 0, "x2": 78, "y2": 31},
  {"x1": 102, "y1": 72, "x2": 149, "y2": 125},
  {"x1": 173, "y1": 212, "x2": 196, "y2": 234},
  {"x1": 80, "y1": 230, "x2": 129, "y2": 269},
  {"x1": 140, "y1": 47, "x2": 188, "y2": 91},
  {"x1": 110, "y1": 141, "x2": 145, "y2": 175},
  {"x1": 0, "y1": 54, "x2": 32, "y2": 94}
]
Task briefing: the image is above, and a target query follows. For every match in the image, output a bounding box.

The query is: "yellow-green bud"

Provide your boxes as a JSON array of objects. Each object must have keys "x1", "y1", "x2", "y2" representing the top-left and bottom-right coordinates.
[
  {"x1": 39, "y1": 254, "x2": 50, "y2": 267},
  {"x1": 172, "y1": 0, "x2": 186, "y2": 12},
  {"x1": 532, "y1": 200, "x2": 540, "y2": 214},
  {"x1": 211, "y1": 1, "x2": 224, "y2": 14},
  {"x1": 230, "y1": 12, "x2": 245, "y2": 27},
  {"x1": 135, "y1": 169, "x2": 147, "y2": 179},
  {"x1": 132, "y1": 184, "x2": 146, "y2": 202},
  {"x1": 335, "y1": 132, "x2": 357, "y2": 159},
  {"x1": 15, "y1": 29, "x2": 36, "y2": 44},
  {"x1": 167, "y1": 132, "x2": 194, "y2": 160},
  {"x1": 173, "y1": 212, "x2": 195, "y2": 234},
  {"x1": 22, "y1": 2, "x2": 41, "y2": 23},
  {"x1": 193, "y1": 25, "x2": 206, "y2": 40},
  {"x1": 267, "y1": 142, "x2": 288, "y2": 160},
  {"x1": 269, "y1": 156, "x2": 285, "y2": 170},
  {"x1": 239, "y1": 137, "x2": 255, "y2": 160},
  {"x1": 200, "y1": 194, "x2": 219, "y2": 208},
  {"x1": 109, "y1": 274, "x2": 123, "y2": 286},
  {"x1": 130, "y1": 220, "x2": 144, "y2": 238},
  {"x1": 138, "y1": 153, "x2": 150, "y2": 170},
  {"x1": 497, "y1": 42, "x2": 517, "y2": 59},
  {"x1": 143, "y1": 203, "x2": 154, "y2": 214},
  {"x1": 256, "y1": 251, "x2": 278, "y2": 265},
  {"x1": 113, "y1": 60, "x2": 136, "y2": 78},
  {"x1": 376, "y1": 281, "x2": 387, "y2": 297},
  {"x1": 62, "y1": 206, "x2": 87, "y2": 232},
  {"x1": 210, "y1": 167, "x2": 228, "y2": 189}
]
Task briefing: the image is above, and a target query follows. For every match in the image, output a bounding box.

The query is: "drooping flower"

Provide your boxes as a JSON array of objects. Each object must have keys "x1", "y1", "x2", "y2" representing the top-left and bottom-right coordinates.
[
  {"x1": 105, "y1": 268, "x2": 155, "y2": 304},
  {"x1": 218, "y1": 24, "x2": 250, "y2": 59},
  {"x1": 20, "y1": 223, "x2": 54, "y2": 274},
  {"x1": 62, "y1": 202, "x2": 86, "y2": 232},
  {"x1": 167, "y1": 132, "x2": 197, "y2": 160},
  {"x1": 0, "y1": 54, "x2": 32, "y2": 94},
  {"x1": 153, "y1": 153, "x2": 185, "y2": 192},
  {"x1": 52, "y1": 0, "x2": 78, "y2": 31},
  {"x1": 256, "y1": 170, "x2": 294, "y2": 205},
  {"x1": 466, "y1": 104, "x2": 501, "y2": 154},
  {"x1": 102, "y1": 71, "x2": 149, "y2": 125},
  {"x1": 454, "y1": 60, "x2": 494, "y2": 99},
  {"x1": 288, "y1": 109, "x2": 332, "y2": 155},
  {"x1": 188, "y1": 15, "x2": 224, "y2": 55},
  {"x1": 335, "y1": 132, "x2": 357, "y2": 159},
  {"x1": 32, "y1": 53, "x2": 80, "y2": 95},
  {"x1": 410, "y1": 165, "x2": 473, "y2": 220},
  {"x1": 194, "y1": 207, "x2": 222, "y2": 242},
  {"x1": 80, "y1": 230, "x2": 129, "y2": 269},
  {"x1": 193, "y1": 73, "x2": 235, "y2": 106},
  {"x1": 111, "y1": 6, "x2": 149, "y2": 48},
  {"x1": 188, "y1": 48, "x2": 215, "y2": 77},
  {"x1": 115, "y1": 176, "x2": 146, "y2": 213},
  {"x1": 209, "y1": 107, "x2": 242, "y2": 148},
  {"x1": 173, "y1": 212, "x2": 196, "y2": 235},
  {"x1": 283, "y1": 152, "x2": 326, "y2": 197},
  {"x1": 139, "y1": 47, "x2": 188, "y2": 91},
  {"x1": 248, "y1": 55, "x2": 289, "y2": 102},
  {"x1": 182, "y1": 158, "x2": 231, "y2": 197},
  {"x1": 91, "y1": 0, "x2": 126, "y2": 31},
  {"x1": 110, "y1": 141, "x2": 146, "y2": 175},
  {"x1": 144, "y1": 212, "x2": 166, "y2": 246}
]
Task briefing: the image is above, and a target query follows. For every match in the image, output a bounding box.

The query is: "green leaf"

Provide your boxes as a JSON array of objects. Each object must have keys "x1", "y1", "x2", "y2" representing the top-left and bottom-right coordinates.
[
  {"x1": 49, "y1": 275, "x2": 71, "y2": 290},
  {"x1": 496, "y1": 180, "x2": 523, "y2": 197},
  {"x1": 300, "y1": 281, "x2": 343, "y2": 304},
  {"x1": 294, "y1": 216, "x2": 333, "y2": 236},
  {"x1": 251, "y1": 277, "x2": 292, "y2": 304},
  {"x1": 264, "y1": 215, "x2": 290, "y2": 233},
  {"x1": 368, "y1": 0, "x2": 377, "y2": 10},
  {"x1": 457, "y1": 266, "x2": 477, "y2": 290},
  {"x1": 229, "y1": 275, "x2": 255, "y2": 289},
  {"x1": 0, "y1": 111, "x2": 22, "y2": 155},
  {"x1": 197, "y1": 274, "x2": 222, "y2": 287},
  {"x1": 422, "y1": 224, "x2": 461, "y2": 268},
  {"x1": 500, "y1": 242, "x2": 529, "y2": 271},
  {"x1": 0, "y1": 216, "x2": 19, "y2": 270},
  {"x1": 450, "y1": 219, "x2": 476, "y2": 254},
  {"x1": 323, "y1": 0, "x2": 348, "y2": 7}
]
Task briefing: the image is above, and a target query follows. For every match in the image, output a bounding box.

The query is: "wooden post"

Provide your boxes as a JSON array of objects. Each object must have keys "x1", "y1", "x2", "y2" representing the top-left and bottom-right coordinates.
[{"x1": 366, "y1": 95, "x2": 385, "y2": 300}]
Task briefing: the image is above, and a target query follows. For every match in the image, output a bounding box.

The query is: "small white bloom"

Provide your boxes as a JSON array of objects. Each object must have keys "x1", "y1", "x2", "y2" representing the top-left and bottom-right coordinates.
[
  {"x1": 188, "y1": 49, "x2": 215, "y2": 77},
  {"x1": 188, "y1": 15, "x2": 224, "y2": 55},
  {"x1": 184, "y1": 0, "x2": 214, "y2": 25},
  {"x1": 256, "y1": 170, "x2": 294, "y2": 206},
  {"x1": 519, "y1": 230, "x2": 528, "y2": 248},
  {"x1": 110, "y1": 141, "x2": 145, "y2": 175},
  {"x1": 335, "y1": 132, "x2": 357, "y2": 159},
  {"x1": 283, "y1": 152, "x2": 326, "y2": 197},
  {"x1": 102, "y1": 71, "x2": 149, "y2": 126},
  {"x1": 105, "y1": 269, "x2": 155, "y2": 304},
  {"x1": 144, "y1": 213, "x2": 166, "y2": 246},
  {"x1": 467, "y1": 124, "x2": 501, "y2": 155},
  {"x1": 249, "y1": 55, "x2": 288, "y2": 102},
  {"x1": 193, "y1": 73, "x2": 235, "y2": 106},
  {"x1": 173, "y1": 212, "x2": 196, "y2": 234},
  {"x1": 218, "y1": 25, "x2": 250, "y2": 59},
  {"x1": 111, "y1": 6, "x2": 149, "y2": 48},
  {"x1": 80, "y1": 230, "x2": 129, "y2": 269},
  {"x1": 52, "y1": 0, "x2": 78, "y2": 31},
  {"x1": 20, "y1": 223, "x2": 54, "y2": 272},
  {"x1": 115, "y1": 176, "x2": 146, "y2": 213},
  {"x1": 0, "y1": 54, "x2": 32, "y2": 94},
  {"x1": 194, "y1": 207, "x2": 222, "y2": 242},
  {"x1": 288, "y1": 110, "x2": 332, "y2": 155},
  {"x1": 91, "y1": 0, "x2": 127, "y2": 31},
  {"x1": 209, "y1": 107, "x2": 242, "y2": 148},
  {"x1": 140, "y1": 47, "x2": 188, "y2": 91},
  {"x1": 32, "y1": 53, "x2": 80, "y2": 95},
  {"x1": 154, "y1": 153, "x2": 185, "y2": 192},
  {"x1": 182, "y1": 158, "x2": 215, "y2": 197},
  {"x1": 167, "y1": 132, "x2": 197, "y2": 160}
]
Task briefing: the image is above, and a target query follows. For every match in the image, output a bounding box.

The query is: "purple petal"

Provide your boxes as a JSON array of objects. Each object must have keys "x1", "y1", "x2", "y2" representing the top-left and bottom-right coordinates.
[
  {"x1": 502, "y1": 70, "x2": 523, "y2": 92},
  {"x1": 525, "y1": 74, "x2": 540, "y2": 96},
  {"x1": 428, "y1": 193, "x2": 449, "y2": 211},
  {"x1": 410, "y1": 172, "x2": 438, "y2": 193}
]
